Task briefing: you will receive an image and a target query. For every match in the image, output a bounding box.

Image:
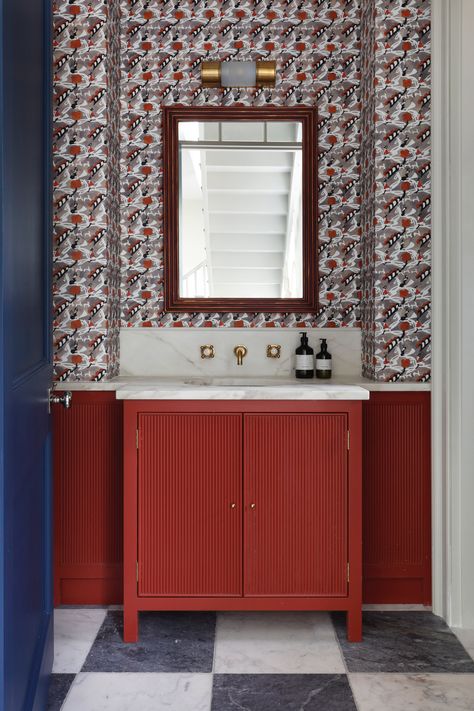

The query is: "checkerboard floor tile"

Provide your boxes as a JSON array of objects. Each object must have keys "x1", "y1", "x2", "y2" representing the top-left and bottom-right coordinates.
[
  {"x1": 81, "y1": 610, "x2": 216, "y2": 673},
  {"x1": 48, "y1": 607, "x2": 474, "y2": 711},
  {"x1": 211, "y1": 674, "x2": 357, "y2": 710},
  {"x1": 332, "y1": 611, "x2": 474, "y2": 674}
]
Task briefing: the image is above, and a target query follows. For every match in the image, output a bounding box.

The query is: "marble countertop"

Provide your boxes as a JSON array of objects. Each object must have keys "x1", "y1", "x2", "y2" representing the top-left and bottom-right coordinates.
[
  {"x1": 55, "y1": 374, "x2": 430, "y2": 396},
  {"x1": 54, "y1": 376, "x2": 370, "y2": 400},
  {"x1": 114, "y1": 378, "x2": 370, "y2": 401}
]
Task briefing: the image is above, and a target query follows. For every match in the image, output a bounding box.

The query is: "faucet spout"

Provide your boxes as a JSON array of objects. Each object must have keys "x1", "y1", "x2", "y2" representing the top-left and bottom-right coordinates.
[{"x1": 234, "y1": 345, "x2": 248, "y2": 366}]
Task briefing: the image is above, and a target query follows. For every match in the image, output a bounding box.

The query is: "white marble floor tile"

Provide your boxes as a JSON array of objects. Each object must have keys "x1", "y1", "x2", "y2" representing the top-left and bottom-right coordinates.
[
  {"x1": 452, "y1": 627, "x2": 474, "y2": 659},
  {"x1": 213, "y1": 611, "x2": 344, "y2": 674},
  {"x1": 53, "y1": 608, "x2": 107, "y2": 673},
  {"x1": 349, "y1": 673, "x2": 474, "y2": 711},
  {"x1": 62, "y1": 673, "x2": 212, "y2": 711}
]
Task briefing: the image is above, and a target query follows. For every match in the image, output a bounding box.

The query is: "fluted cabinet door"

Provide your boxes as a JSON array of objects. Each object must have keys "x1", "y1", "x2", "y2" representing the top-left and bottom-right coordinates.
[
  {"x1": 138, "y1": 413, "x2": 242, "y2": 597},
  {"x1": 244, "y1": 414, "x2": 348, "y2": 597}
]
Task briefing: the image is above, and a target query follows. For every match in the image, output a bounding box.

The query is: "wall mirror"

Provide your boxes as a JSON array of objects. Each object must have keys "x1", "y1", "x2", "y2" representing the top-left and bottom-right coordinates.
[{"x1": 163, "y1": 106, "x2": 318, "y2": 313}]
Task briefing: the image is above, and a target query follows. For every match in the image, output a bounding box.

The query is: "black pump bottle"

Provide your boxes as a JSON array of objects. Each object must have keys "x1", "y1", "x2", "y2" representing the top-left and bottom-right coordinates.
[
  {"x1": 295, "y1": 332, "x2": 314, "y2": 379},
  {"x1": 316, "y1": 338, "x2": 332, "y2": 379}
]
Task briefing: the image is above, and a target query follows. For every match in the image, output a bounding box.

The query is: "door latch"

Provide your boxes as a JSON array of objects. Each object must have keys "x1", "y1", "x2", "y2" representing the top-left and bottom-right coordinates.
[{"x1": 48, "y1": 389, "x2": 72, "y2": 413}]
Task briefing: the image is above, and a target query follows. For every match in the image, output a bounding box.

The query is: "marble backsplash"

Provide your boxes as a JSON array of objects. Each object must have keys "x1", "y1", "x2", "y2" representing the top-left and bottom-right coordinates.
[{"x1": 120, "y1": 328, "x2": 362, "y2": 379}]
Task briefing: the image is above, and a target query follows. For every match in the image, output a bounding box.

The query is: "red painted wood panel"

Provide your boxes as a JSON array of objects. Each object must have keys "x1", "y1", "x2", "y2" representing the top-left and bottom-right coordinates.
[
  {"x1": 244, "y1": 414, "x2": 348, "y2": 597},
  {"x1": 53, "y1": 392, "x2": 123, "y2": 605},
  {"x1": 362, "y1": 392, "x2": 431, "y2": 604},
  {"x1": 54, "y1": 390, "x2": 428, "y2": 615},
  {"x1": 138, "y1": 413, "x2": 242, "y2": 596}
]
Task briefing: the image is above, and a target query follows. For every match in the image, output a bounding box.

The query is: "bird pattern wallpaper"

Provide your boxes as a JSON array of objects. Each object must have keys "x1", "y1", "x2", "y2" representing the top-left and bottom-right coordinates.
[{"x1": 52, "y1": 0, "x2": 430, "y2": 382}]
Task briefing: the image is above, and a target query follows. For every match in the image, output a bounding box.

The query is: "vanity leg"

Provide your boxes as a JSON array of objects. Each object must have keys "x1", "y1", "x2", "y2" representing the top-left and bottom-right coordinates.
[
  {"x1": 123, "y1": 609, "x2": 138, "y2": 643},
  {"x1": 347, "y1": 608, "x2": 362, "y2": 642}
]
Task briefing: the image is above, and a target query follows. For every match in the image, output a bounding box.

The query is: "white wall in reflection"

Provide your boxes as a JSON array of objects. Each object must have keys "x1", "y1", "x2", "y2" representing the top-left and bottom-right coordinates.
[{"x1": 179, "y1": 121, "x2": 303, "y2": 300}]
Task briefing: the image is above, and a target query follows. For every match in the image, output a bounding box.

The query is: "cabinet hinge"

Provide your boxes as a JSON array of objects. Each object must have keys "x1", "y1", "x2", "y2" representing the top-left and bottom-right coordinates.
[
  {"x1": 347, "y1": 430, "x2": 350, "y2": 450},
  {"x1": 136, "y1": 430, "x2": 139, "y2": 449},
  {"x1": 347, "y1": 562, "x2": 350, "y2": 583}
]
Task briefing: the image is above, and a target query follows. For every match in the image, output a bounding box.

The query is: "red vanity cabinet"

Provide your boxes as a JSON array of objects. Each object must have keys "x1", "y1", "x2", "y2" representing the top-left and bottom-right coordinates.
[{"x1": 123, "y1": 400, "x2": 363, "y2": 643}]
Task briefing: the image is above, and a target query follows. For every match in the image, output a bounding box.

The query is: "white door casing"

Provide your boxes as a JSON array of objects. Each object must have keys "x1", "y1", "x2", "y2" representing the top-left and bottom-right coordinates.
[{"x1": 431, "y1": 0, "x2": 474, "y2": 628}]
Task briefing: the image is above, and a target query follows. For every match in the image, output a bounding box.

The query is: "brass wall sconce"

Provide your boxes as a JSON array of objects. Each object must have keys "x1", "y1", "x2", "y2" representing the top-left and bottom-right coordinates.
[{"x1": 201, "y1": 60, "x2": 276, "y2": 89}]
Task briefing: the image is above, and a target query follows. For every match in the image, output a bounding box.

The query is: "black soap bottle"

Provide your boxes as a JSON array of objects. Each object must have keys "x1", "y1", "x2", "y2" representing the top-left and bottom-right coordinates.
[
  {"x1": 295, "y1": 332, "x2": 314, "y2": 379},
  {"x1": 316, "y1": 338, "x2": 332, "y2": 379}
]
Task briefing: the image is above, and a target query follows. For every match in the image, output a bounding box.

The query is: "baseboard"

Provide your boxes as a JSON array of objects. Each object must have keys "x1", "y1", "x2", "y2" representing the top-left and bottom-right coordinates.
[
  {"x1": 57, "y1": 577, "x2": 123, "y2": 606},
  {"x1": 363, "y1": 577, "x2": 431, "y2": 605}
]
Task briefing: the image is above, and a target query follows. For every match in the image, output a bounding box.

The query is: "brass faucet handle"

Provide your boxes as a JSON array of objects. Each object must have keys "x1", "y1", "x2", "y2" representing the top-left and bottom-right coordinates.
[
  {"x1": 200, "y1": 344, "x2": 215, "y2": 359},
  {"x1": 266, "y1": 344, "x2": 281, "y2": 359},
  {"x1": 234, "y1": 345, "x2": 248, "y2": 366}
]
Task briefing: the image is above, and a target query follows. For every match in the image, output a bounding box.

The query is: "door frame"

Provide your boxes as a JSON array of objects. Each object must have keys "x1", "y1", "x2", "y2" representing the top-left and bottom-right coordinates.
[{"x1": 431, "y1": 0, "x2": 474, "y2": 627}]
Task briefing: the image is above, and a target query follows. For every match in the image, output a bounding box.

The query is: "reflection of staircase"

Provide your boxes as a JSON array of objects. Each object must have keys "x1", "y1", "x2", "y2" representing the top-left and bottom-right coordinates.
[{"x1": 204, "y1": 149, "x2": 294, "y2": 298}]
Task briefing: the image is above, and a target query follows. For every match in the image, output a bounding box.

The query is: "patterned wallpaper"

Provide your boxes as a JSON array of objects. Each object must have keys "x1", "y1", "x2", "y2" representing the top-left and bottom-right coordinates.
[
  {"x1": 363, "y1": 0, "x2": 431, "y2": 382},
  {"x1": 360, "y1": 0, "x2": 376, "y2": 379},
  {"x1": 53, "y1": 0, "x2": 121, "y2": 382},
  {"x1": 52, "y1": 0, "x2": 431, "y2": 382},
  {"x1": 120, "y1": 0, "x2": 362, "y2": 330}
]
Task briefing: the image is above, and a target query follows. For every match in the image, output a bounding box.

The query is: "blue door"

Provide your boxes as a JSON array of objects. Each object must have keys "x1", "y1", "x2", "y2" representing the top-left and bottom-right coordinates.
[{"x1": 0, "y1": 1, "x2": 53, "y2": 709}]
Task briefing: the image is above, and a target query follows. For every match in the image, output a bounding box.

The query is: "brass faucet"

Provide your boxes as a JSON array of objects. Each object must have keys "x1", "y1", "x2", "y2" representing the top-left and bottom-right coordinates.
[{"x1": 234, "y1": 345, "x2": 248, "y2": 366}]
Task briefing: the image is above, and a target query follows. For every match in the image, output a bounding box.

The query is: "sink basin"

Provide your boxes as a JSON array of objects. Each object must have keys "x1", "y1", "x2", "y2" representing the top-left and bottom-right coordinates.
[{"x1": 182, "y1": 376, "x2": 292, "y2": 387}]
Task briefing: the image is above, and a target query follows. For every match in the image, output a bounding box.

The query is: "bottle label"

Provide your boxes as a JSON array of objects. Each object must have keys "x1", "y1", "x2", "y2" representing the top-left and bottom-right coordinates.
[
  {"x1": 296, "y1": 355, "x2": 314, "y2": 370},
  {"x1": 316, "y1": 359, "x2": 332, "y2": 371}
]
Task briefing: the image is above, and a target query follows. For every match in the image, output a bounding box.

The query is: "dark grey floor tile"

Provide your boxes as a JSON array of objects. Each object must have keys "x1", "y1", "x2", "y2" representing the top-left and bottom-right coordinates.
[
  {"x1": 81, "y1": 610, "x2": 215, "y2": 672},
  {"x1": 332, "y1": 611, "x2": 474, "y2": 673},
  {"x1": 47, "y1": 674, "x2": 75, "y2": 711},
  {"x1": 211, "y1": 674, "x2": 357, "y2": 711}
]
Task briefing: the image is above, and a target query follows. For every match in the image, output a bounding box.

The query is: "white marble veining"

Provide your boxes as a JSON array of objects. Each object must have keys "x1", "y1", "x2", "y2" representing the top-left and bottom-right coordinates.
[
  {"x1": 106, "y1": 377, "x2": 369, "y2": 400},
  {"x1": 53, "y1": 608, "x2": 107, "y2": 673},
  {"x1": 57, "y1": 375, "x2": 430, "y2": 394},
  {"x1": 120, "y1": 327, "x2": 362, "y2": 379},
  {"x1": 214, "y1": 611, "x2": 345, "y2": 674},
  {"x1": 349, "y1": 673, "x2": 474, "y2": 711},
  {"x1": 57, "y1": 381, "x2": 119, "y2": 391},
  {"x1": 62, "y1": 673, "x2": 212, "y2": 711},
  {"x1": 350, "y1": 378, "x2": 430, "y2": 392}
]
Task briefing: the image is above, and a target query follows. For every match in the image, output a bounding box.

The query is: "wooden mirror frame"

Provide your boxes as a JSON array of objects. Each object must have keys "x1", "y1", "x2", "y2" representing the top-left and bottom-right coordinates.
[{"x1": 163, "y1": 105, "x2": 318, "y2": 313}]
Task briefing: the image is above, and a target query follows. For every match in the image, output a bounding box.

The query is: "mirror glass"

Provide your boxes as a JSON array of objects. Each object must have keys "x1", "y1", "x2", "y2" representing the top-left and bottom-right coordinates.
[{"x1": 178, "y1": 120, "x2": 303, "y2": 300}]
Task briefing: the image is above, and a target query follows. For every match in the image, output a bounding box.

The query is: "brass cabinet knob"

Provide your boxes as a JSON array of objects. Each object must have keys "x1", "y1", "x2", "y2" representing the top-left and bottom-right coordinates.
[
  {"x1": 230, "y1": 503, "x2": 236, "y2": 509},
  {"x1": 250, "y1": 503, "x2": 256, "y2": 509}
]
